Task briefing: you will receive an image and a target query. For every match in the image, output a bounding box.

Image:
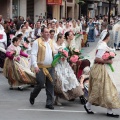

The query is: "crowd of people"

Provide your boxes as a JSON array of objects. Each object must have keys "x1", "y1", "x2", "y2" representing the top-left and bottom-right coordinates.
[{"x1": 0, "y1": 14, "x2": 120, "y2": 118}]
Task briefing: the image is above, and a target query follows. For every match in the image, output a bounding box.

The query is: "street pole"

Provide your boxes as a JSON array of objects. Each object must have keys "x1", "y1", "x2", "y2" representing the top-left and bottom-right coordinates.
[
  {"x1": 79, "y1": 3, "x2": 81, "y2": 19},
  {"x1": 86, "y1": 3, "x2": 88, "y2": 24},
  {"x1": 65, "y1": 0, "x2": 67, "y2": 19},
  {"x1": 98, "y1": 6, "x2": 100, "y2": 18},
  {"x1": 108, "y1": 0, "x2": 111, "y2": 24}
]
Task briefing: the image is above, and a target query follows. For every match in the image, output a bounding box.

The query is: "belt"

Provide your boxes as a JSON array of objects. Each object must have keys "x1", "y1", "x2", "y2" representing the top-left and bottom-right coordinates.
[{"x1": 38, "y1": 64, "x2": 53, "y2": 82}]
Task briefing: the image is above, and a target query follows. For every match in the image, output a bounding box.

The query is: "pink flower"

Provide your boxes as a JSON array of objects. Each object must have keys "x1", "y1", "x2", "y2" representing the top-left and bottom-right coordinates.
[
  {"x1": 10, "y1": 50, "x2": 16, "y2": 56},
  {"x1": 70, "y1": 55, "x2": 79, "y2": 63},
  {"x1": 109, "y1": 52, "x2": 115, "y2": 57},
  {"x1": 23, "y1": 42, "x2": 28, "y2": 48},
  {"x1": 102, "y1": 52, "x2": 110, "y2": 60},
  {"x1": 62, "y1": 50, "x2": 68, "y2": 58},
  {"x1": 74, "y1": 49, "x2": 79, "y2": 53}
]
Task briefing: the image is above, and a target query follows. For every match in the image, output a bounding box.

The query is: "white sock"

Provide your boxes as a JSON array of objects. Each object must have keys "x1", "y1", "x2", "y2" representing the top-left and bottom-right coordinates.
[
  {"x1": 86, "y1": 102, "x2": 92, "y2": 110},
  {"x1": 107, "y1": 109, "x2": 113, "y2": 114}
]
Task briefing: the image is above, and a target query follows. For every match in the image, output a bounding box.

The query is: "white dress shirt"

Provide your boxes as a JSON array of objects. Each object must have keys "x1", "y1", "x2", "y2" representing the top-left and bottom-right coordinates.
[{"x1": 31, "y1": 39, "x2": 53, "y2": 68}]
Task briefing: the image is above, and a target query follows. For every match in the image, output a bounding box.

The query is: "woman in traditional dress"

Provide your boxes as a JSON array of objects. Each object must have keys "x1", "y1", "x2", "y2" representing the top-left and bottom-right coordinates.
[
  {"x1": 84, "y1": 32, "x2": 120, "y2": 118},
  {"x1": 113, "y1": 26, "x2": 120, "y2": 50},
  {"x1": 64, "y1": 31, "x2": 76, "y2": 50},
  {"x1": 0, "y1": 24, "x2": 7, "y2": 68},
  {"x1": 54, "y1": 33, "x2": 85, "y2": 105},
  {"x1": 3, "y1": 37, "x2": 36, "y2": 90},
  {"x1": 72, "y1": 20, "x2": 83, "y2": 51},
  {"x1": 87, "y1": 19, "x2": 95, "y2": 42}
]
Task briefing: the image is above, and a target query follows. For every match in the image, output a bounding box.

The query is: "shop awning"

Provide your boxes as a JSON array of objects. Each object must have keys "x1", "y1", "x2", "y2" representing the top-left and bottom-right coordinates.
[{"x1": 47, "y1": 0, "x2": 62, "y2": 5}]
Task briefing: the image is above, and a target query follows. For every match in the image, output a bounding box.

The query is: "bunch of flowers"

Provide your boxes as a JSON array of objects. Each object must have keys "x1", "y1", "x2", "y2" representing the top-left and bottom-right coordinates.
[
  {"x1": 9, "y1": 50, "x2": 16, "y2": 56},
  {"x1": 67, "y1": 47, "x2": 83, "y2": 63},
  {"x1": 52, "y1": 48, "x2": 69, "y2": 67},
  {"x1": 102, "y1": 51, "x2": 116, "y2": 72},
  {"x1": 21, "y1": 42, "x2": 29, "y2": 51}
]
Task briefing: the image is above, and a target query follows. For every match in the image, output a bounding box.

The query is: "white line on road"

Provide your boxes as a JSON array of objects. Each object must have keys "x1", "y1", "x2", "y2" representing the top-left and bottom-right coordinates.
[{"x1": 18, "y1": 109, "x2": 86, "y2": 113}]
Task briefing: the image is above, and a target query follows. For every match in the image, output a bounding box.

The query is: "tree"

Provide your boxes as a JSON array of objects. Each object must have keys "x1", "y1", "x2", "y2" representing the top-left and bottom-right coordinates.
[{"x1": 76, "y1": 0, "x2": 85, "y2": 19}]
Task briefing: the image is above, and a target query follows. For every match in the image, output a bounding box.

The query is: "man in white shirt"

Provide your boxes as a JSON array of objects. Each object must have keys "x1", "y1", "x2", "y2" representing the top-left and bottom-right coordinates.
[{"x1": 29, "y1": 27, "x2": 55, "y2": 110}]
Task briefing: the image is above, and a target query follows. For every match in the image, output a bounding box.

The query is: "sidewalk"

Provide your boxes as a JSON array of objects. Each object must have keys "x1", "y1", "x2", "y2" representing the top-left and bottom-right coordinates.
[{"x1": 81, "y1": 37, "x2": 99, "y2": 56}]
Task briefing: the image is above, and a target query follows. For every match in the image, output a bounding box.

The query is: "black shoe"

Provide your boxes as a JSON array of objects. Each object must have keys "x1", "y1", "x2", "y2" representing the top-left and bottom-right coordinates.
[
  {"x1": 46, "y1": 105, "x2": 54, "y2": 110},
  {"x1": 84, "y1": 104, "x2": 94, "y2": 114},
  {"x1": 29, "y1": 93, "x2": 35, "y2": 105},
  {"x1": 68, "y1": 99, "x2": 75, "y2": 102},
  {"x1": 107, "y1": 113, "x2": 119, "y2": 118},
  {"x1": 18, "y1": 86, "x2": 23, "y2": 91},
  {"x1": 80, "y1": 96, "x2": 87, "y2": 105}
]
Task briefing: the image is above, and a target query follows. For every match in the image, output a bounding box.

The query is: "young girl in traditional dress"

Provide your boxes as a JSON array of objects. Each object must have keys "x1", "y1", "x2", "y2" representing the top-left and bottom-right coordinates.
[
  {"x1": 3, "y1": 37, "x2": 36, "y2": 90},
  {"x1": 84, "y1": 32, "x2": 120, "y2": 118}
]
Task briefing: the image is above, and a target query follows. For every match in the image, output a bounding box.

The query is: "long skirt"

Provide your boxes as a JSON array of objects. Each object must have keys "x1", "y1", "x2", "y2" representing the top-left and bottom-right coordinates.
[
  {"x1": 75, "y1": 35, "x2": 83, "y2": 51},
  {"x1": 88, "y1": 64, "x2": 120, "y2": 109},
  {"x1": 54, "y1": 60, "x2": 83, "y2": 100},
  {"x1": 88, "y1": 29, "x2": 94, "y2": 42},
  {"x1": 3, "y1": 58, "x2": 36, "y2": 87}
]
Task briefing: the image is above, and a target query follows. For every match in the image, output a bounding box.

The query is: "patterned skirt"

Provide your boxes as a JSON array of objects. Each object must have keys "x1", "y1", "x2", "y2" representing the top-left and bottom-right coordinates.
[
  {"x1": 54, "y1": 61, "x2": 83, "y2": 100},
  {"x1": 54, "y1": 78, "x2": 83, "y2": 100},
  {"x1": 3, "y1": 58, "x2": 36, "y2": 87},
  {"x1": 88, "y1": 64, "x2": 120, "y2": 109}
]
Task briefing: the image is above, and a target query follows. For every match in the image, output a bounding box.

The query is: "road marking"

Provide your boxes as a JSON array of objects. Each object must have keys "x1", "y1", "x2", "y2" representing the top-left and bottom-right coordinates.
[{"x1": 18, "y1": 109, "x2": 86, "y2": 113}]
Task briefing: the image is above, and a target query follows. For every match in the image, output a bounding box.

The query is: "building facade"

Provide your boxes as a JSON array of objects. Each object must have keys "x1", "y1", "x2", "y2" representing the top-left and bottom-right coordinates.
[
  {"x1": 0, "y1": 0, "x2": 80, "y2": 22},
  {"x1": 0, "y1": 0, "x2": 120, "y2": 22}
]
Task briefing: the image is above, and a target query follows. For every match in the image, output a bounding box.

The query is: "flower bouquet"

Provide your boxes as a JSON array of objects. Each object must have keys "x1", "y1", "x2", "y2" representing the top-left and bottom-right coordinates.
[
  {"x1": 67, "y1": 47, "x2": 83, "y2": 63},
  {"x1": 21, "y1": 42, "x2": 29, "y2": 51},
  {"x1": 52, "y1": 48, "x2": 69, "y2": 67},
  {"x1": 9, "y1": 50, "x2": 16, "y2": 56},
  {"x1": 102, "y1": 51, "x2": 116, "y2": 72}
]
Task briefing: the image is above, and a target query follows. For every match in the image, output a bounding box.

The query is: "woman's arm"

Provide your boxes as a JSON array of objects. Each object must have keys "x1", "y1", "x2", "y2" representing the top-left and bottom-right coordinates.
[
  {"x1": 6, "y1": 51, "x2": 14, "y2": 59},
  {"x1": 20, "y1": 50, "x2": 28, "y2": 58},
  {"x1": 95, "y1": 57, "x2": 113, "y2": 64}
]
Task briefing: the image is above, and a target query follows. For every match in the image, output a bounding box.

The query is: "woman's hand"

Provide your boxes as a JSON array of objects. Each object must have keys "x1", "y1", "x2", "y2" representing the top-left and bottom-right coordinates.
[{"x1": 13, "y1": 56, "x2": 20, "y2": 62}]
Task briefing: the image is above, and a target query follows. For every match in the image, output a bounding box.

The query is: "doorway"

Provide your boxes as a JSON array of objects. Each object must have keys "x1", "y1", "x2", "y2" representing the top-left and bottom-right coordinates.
[
  {"x1": 67, "y1": 6, "x2": 72, "y2": 18},
  {"x1": 27, "y1": 0, "x2": 34, "y2": 22}
]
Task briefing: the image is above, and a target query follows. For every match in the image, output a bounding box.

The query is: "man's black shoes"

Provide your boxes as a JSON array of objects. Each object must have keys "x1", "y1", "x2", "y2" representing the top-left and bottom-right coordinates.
[
  {"x1": 29, "y1": 93, "x2": 35, "y2": 105},
  {"x1": 46, "y1": 105, "x2": 54, "y2": 110}
]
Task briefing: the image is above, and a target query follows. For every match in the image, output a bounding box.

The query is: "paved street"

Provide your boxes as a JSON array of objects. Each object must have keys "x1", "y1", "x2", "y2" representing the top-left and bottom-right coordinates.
[{"x1": 0, "y1": 39, "x2": 120, "y2": 120}]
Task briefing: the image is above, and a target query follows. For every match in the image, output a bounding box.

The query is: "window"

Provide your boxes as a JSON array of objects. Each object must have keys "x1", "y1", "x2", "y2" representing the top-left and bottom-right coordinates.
[{"x1": 67, "y1": 0, "x2": 73, "y2": 3}]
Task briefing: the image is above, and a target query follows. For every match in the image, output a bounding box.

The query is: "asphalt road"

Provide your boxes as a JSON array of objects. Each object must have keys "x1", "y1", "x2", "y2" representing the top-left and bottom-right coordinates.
[{"x1": 0, "y1": 39, "x2": 120, "y2": 120}]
